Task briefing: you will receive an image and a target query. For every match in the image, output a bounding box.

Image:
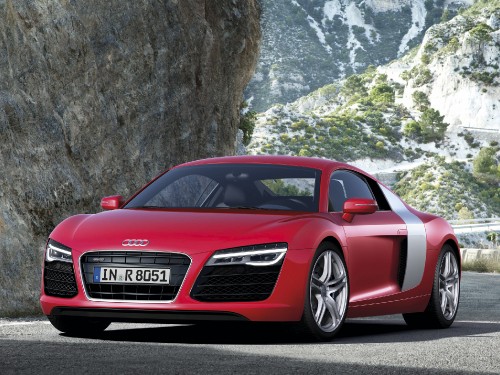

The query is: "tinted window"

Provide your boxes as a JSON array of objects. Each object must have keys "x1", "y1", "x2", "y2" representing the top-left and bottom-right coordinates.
[
  {"x1": 146, "y1": 174, "x2": 218, "y2": 208},
  {"x1": 125, "y1": 164, "x2": 321, "y2": 212},
  {"x1": 329, "y1": 170, "x2": 374, "y2": 212}
]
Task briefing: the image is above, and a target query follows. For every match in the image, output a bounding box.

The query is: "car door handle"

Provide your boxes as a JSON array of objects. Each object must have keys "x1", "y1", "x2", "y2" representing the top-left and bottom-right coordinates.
[{"x1": 398, "y1": 229, "x2": 408, "y2": 235}]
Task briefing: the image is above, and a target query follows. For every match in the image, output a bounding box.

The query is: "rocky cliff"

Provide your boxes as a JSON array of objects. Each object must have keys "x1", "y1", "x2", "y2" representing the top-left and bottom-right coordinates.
[
  {"x1": 0, "y1": 0, "x2": 261, "y2": 316},
  {"x1": 246, "y1": 0, "x2": 473, "y2": 111}
]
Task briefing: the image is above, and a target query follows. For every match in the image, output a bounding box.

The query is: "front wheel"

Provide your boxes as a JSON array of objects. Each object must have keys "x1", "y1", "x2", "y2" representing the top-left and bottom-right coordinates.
[
  {"x1": 48, "y1": 315, "x2": 111, "y2": 336},
  {"x1": 297, "y1": 243, "x2": 349, "y2": 341},
  {"x1": 403, "y1": 244, "x2": 460, "y2": 328}
]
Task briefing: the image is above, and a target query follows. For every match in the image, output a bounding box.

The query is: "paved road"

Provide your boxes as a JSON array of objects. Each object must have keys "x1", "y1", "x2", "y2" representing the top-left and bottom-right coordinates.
[{"x1": 1, "y1": 272, "x2": 499, "y2": 374}]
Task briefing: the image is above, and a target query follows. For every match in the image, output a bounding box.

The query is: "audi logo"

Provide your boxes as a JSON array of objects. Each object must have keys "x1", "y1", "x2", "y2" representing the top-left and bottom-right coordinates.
[{"x1": 122, "y1": 239, "x2": 149, "y2": 247}]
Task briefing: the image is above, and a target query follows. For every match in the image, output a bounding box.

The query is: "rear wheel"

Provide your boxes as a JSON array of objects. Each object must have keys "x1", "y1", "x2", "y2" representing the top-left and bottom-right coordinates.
[
  {"x1": 403, "y1": 244, "x2": 460, "y2": 328},
  {"x1": 48, "y1": 315, "x2": 110, "y2": 335},
  {"x1": 297, "y1": 242, "x2": 349, "y2": 341}
]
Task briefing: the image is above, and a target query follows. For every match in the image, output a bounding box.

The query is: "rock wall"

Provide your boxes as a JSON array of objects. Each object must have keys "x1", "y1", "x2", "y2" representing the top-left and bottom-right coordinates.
[
  {"x1": 246, "y1": 0, "x2": 471, "y2": 112},
  {"x1": 381, "y1": 9, "x2": 500, "y2": 132},
  {"x1": 0, "y1": 0, "x2": 261, "y2": 316}
]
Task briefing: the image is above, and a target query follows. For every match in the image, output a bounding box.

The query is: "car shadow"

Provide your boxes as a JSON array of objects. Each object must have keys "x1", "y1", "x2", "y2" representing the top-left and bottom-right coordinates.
[{"x1": 62, "y1": 318, "x2": 500, "y2": 345}]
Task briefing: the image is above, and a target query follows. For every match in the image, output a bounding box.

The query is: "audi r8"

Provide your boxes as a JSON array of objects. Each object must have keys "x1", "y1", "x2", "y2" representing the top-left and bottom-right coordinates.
[{"x1": 40, "y1": 156, "x2": 461, "y2": 340}]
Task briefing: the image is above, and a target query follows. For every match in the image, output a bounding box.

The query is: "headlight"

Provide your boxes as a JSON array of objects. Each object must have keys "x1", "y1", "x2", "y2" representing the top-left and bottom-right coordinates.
[
  {"x1": 45, "y1": 239, "x2": 72, "y2": 263},
  {"x1": 206, "y1": 242, "x2": 287, "y2": 267}
]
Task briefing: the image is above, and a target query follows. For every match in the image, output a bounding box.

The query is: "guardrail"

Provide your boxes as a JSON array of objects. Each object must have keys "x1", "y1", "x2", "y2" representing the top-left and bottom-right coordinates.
[
  {"x1": 452, "y1": 223, "x2": 500, "y2": 234},
  {"x1": 449, "y1": 218, "x2": 500, "y2": 224},
  {"x1": 447, "y1": 218, "x2": 500, "y2": 234}
]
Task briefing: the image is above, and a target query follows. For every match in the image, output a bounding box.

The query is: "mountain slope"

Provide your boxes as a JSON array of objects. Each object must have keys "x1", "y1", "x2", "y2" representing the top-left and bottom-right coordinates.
[
  {"x1": 380, "y1": 0, "x2": 500, "y2": 131},
  {"x1": 393, "y1": 158, "x2": 500, "y2": 219},
  {"x1": 248, "y1": 0, "x2": 500, "y2": 219},
  {"x1": 246, "y1": 0, "x2": 473, "y2": 111}
]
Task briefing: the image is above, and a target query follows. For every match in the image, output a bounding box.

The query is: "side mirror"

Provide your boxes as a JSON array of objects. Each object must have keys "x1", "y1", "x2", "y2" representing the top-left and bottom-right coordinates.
[
  {"x1": 101, "y1": 195, "x2": 124, "y2": 211},
  {"x1": 342, "y1": 198, "x2": 378, "y2": 223}
]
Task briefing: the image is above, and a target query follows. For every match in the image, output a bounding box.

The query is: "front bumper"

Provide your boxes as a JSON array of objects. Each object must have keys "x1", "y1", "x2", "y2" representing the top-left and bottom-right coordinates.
[{"x1": 40, "y1": 248, "x2": 313, "y2": 322}]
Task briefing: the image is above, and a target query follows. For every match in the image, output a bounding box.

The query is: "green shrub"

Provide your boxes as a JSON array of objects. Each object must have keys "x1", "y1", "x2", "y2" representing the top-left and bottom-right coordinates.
[
  {"x1": 421, "y1": 53, "x2": 431, "y2": 65},
  {"x1": 412, "y1": 91, "x2": 431, "y2": 110},
  {"x1": 298, "y1": 148, "x2": 312, "y2": 157},
  {"x1": 369, "y1": 83, "x2": 395, "y2": 104},
  {"x1": 403, "y1": 120, "x2": 422, "y2": 139},
  {"x1": 291, "y1": 120, "x2": 308, "y2": 131},
  {"x1": 419, "y1": 108, "x2": 448, "y2": 142},
  {"x1": 463, "y1": 259, "x2": 500, "y2": 273},
  {"x1": 469, "y1": 23, "x2": 493, "y2": 43},
  {"x1": 414, "y1": 68, "x2": 433, "y2": 86},
  {"x1": 473, "y1": 147, "x2": 500, "y2": 182},
  {"x1": 239, "y1": 104, "x2": 257, "y2": 146}
]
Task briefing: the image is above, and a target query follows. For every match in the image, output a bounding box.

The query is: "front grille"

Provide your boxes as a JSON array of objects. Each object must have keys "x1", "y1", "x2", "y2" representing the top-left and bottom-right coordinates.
[
  {"x1": 81, "y1": 251, "x2": 190, "y2": 301},
  {"x1": 191, "y1": 264, "x2": 282, "y2": 302},
  {"x1": 44, "y1": 261, "x2": 78, "y2": 298}
]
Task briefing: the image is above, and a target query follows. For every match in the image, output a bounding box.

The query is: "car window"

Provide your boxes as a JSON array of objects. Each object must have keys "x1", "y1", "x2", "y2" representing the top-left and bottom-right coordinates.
[
  {"x1": 329, "y1": 170, "x2": 374, "y2": 212},
  {"x1": 125, "y1": 164, "x2": 321, "y2": 212},
  {"x1": 261, "y1": 178, "x2": 315, "y2": 197},
  {"x1": 146, "y1": 174, "x2": 218, "y2": 208}
]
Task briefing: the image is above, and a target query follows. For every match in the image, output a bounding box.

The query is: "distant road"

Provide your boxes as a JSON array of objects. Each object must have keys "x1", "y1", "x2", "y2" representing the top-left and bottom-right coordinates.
[
  {"x1": 452, "y1": 222, "x2": 500, "y2": 234},
  {"x1": 1, "y1": 272, "x2": 499, "y2": 374}
]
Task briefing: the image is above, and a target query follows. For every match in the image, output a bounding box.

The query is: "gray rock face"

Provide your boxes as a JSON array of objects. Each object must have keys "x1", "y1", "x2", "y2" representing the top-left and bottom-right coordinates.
[
  {"x1": 246, "y1": 0, "x2": 471, "y2": 111},
  {"x1": 0, "y1": 0, "x2": 261, "y2": 315}
]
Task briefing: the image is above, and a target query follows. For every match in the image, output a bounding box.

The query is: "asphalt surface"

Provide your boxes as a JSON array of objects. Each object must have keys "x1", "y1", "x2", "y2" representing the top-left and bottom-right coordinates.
[{"x1": 1, "y1": 272, "x2": 499, "y2": 374}]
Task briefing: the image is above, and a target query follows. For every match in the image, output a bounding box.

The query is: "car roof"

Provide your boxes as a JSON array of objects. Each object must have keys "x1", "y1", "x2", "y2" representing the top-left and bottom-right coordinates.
[{"x1": 176, "y1": 155, "x2": 352, "y2": 172}]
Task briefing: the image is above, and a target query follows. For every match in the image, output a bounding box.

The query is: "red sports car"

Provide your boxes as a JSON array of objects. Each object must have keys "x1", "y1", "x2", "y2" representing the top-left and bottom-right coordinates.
[{"x1": 40, "y1": 156, "x2": 461, "y2": 340}]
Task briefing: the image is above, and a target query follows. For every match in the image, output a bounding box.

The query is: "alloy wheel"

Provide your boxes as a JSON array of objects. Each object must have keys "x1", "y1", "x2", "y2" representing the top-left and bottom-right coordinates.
[
  {"x1": 438, "y1": 251, "x2": 460, "y2": 320},
  {"x1": 310, "y1": 250, "x2": 348, "y2": 332}
]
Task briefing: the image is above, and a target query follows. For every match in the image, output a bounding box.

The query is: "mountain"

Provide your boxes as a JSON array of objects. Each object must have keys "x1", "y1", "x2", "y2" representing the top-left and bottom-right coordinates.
[
  {"x1": 0, "y1": 0, "x2": 261, "y2": 316},
  {"x1": 248, "y1": 0, "x2": 500, "y2": 220},
  {"x1": 246, "y1": 0, "x2": 474, "y2": 111}
]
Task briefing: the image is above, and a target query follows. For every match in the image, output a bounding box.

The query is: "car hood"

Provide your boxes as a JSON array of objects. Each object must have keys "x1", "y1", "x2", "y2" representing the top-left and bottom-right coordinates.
[{"x1": 51, "y1": 209, "x2": 318, "y2": 254}]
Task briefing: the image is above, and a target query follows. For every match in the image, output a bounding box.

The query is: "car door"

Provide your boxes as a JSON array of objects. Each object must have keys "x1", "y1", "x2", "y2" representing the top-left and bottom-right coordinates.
[{"x1": 329, "y1": 170, "x2": 407, "y2": 303}]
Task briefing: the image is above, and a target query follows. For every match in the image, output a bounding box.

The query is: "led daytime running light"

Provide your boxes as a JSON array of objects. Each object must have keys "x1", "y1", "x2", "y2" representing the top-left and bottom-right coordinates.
[
  {"x1": 208, "y1": 243, "x2": 288, "y2": 267},
  {"x1": 48, "y1": 244, "x2": 71, "y2": 256},
  {"x1": 212, "y1": 247, "x2": 287, "y2": 259},
  {"x1": 46, "y1": 241, "x2": 73, "y2": 263}
]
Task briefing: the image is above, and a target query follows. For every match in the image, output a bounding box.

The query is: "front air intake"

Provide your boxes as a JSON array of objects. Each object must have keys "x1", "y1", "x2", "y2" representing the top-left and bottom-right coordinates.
[
  {"x1": 44, "y1": 261, "x2": 78, "y2": 298},
  {"x1": 191, "y1": 264, "x2": 283, "y2": 302}
]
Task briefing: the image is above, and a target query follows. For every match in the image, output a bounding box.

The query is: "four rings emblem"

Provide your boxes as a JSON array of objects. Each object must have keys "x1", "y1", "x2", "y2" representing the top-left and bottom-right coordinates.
[{"x1": 122, "y1": 239, "x2": 149, "y2": 247}]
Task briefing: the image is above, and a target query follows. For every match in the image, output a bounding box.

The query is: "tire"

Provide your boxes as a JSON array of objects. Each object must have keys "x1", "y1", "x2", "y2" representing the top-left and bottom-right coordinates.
[
  {"x1": 48, "y1": 315, "x2": 110, "y2": 336},
  {"x1": 296, "y1": 242, "x2": 349, "y2": 341},
  {"x1": 403, "y1": 244, "x2": 460, "y2": 329}
]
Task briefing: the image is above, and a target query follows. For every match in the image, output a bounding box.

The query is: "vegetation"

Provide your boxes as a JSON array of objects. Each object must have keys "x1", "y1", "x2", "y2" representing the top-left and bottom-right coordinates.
[
  {"x1": 412, "y1": 91, "x2": 431, "y2": 110},
  {"x1": 250, "y1": 68, "x2": 408, "y2": 162},
  {"x1": 462, "y1": 258, "x2": 500, "y2": 273},
  {"x1": 461, "y1": 0, "x2": 500, "y2": 16},
  {"x1": 261, "y1": 179, "x2": 311, "y2": 196},
  {"x1": 487, "y1": 232, "x2": 498, "y2": 246},
  {"x1": 403, "y1": 108, "x2": 448, "y2": 143},
  {"x1": 469, "y1": 23, "x2": 494, "y2": 43},
  {"x1": 239, "y1": 102, "x2": 257, "y2": 146},
  {"x1": 401, "y1": 65, "x2": 433, "y2": 86},
  {"x1": 419, "y1": 108, "x2": 448, "y2": 142},
  {"x1": 473, "y1": 147, "x2": 500, "y2": 183},
  {"x1": 393, "y1": 158, "x2": 500, "y2": 220},
  {"x1": 369, "y1": 83, "x2": 395, "y2": 104}
]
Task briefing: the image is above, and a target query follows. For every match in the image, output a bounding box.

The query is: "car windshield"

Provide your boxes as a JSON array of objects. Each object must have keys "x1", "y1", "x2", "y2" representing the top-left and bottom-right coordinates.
[{"x1": 125, "y1": 164, "x2": 321, "y2": 212}]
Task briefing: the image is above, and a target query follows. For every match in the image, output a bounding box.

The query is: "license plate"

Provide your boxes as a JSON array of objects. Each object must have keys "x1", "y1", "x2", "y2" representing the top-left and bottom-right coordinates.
[{"x1": 93, "y1": 267, "x2": 170, "y2": 284}]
